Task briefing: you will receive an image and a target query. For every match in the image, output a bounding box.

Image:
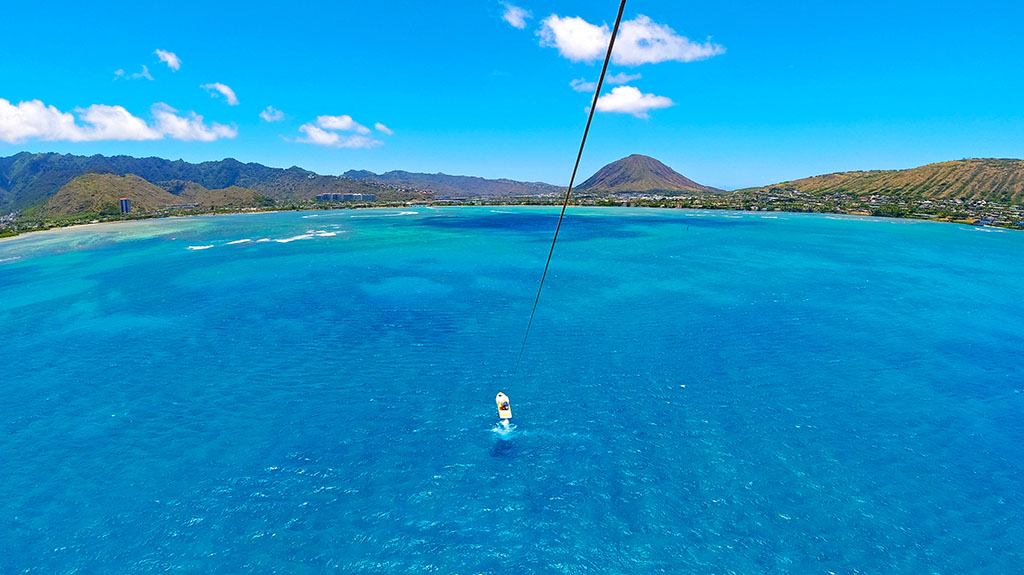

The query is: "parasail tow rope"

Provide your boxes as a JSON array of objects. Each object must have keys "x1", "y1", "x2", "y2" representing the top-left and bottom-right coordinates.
[{"x1": 513, "y1": 0, "x2": 628, "y2": 375}]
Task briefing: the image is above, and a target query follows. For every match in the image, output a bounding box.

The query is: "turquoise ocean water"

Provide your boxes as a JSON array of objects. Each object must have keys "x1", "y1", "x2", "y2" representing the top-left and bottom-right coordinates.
[{"x1": 1, "y1": 207, "x2": 1022, "y2": 573}]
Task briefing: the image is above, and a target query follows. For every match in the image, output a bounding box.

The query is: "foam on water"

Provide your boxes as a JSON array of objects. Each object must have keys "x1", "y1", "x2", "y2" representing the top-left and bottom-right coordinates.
[
  {"x1": 350, "y1": 210, "x2": 418, "y2": 218},
  {"x1": 274, "y1": 233, "x2": 314, "y2": 243},
  {"x1": 492, "y1": 419, "x2": 516, "y2": 439},
  {"x1": 273, "y1": 230, "x2": 339, "y2": 243}
]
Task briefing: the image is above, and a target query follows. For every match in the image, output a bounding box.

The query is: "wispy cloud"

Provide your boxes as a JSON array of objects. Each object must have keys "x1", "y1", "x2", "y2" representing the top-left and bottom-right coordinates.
[
  {"x1": 202, "y1": 82, "x2": 239, "y2": 106},
  {"x1": 316, "y1": 114, "x2": 370, "y2": 134},
  {"x1": 259, "y1": 106, "x2": 284, "y2": 122},
  {"x1": 297, "y1": 125, "x2": 380, "y2": 149},
  {"x1": 296, "y1": 114, "x2": 382, "y2": 148},
  {"x1": 374, "y1": 122, "x2": 394, "y2": 135},
  {"x1": 539, "y1": 14, "x2": 724, "y2": 66},
  {"x1": 500, "y1": 2, "x2": 531, "y2": 29},
  {"x1": 155, "y1": 49, "x2": 181, "y2": 71},
  {"x1": 0, "y1": 98, "x2": 236, "y2": 143},
  {"x1": 617, "y1": 16, "x2": 725, "y2": 65},
  {"x1": 570, "y1": 72, "x2": 642, "y2": 93},
  {"x1": 114, "y1": 65, "x2": 154, "y2": 81},
  {"x1": 594, "y1": 86, "x2": 673, "y2": 118}
]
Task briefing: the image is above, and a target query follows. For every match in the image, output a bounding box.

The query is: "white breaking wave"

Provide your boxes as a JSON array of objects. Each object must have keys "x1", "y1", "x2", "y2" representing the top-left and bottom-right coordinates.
[
  {"x1": 274, "y1": 234, "x2": 314, "y2": 243},
  {"x1": 187, "y1": 245, "x2": 214, "y2": 250},
  {"x1": 273, "y1": 230, "x2": 341, "y2": 243},
  {"x1": 350, "y1": 211, "x2": 418, "y2": 218},
  {"x1": 226, "y1": 239, "x2": 252, "y2": 245}
]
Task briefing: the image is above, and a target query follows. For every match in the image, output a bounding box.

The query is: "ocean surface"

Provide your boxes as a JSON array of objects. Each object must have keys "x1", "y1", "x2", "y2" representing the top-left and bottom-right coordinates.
[{"x1": 1, "y1": 207, "x2": 1022, "y2": 574}]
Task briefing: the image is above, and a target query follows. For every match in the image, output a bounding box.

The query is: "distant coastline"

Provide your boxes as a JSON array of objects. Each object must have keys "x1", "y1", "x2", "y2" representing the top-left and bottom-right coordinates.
[
  {"x1": 3, "y1": 152, "x2": 1023, "y2": 239},
  {"x1": 2, "y1": 200, "x2": 1020, "y2": 245}
]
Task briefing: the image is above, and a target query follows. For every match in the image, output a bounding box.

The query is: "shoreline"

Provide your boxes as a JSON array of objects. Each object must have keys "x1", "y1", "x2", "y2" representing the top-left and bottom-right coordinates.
[
  {"x1": 0, "y1": 209, "x2": 288, "y2": 244},
  {"x1": 1, "y1": 202, "x2": 1020, "y2": 245}
]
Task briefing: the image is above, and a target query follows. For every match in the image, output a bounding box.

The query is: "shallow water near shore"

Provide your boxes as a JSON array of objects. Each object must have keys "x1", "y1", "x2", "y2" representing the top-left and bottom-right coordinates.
[{"x1": 2, "y1": 207, "x2": 1022, "y2": 573}]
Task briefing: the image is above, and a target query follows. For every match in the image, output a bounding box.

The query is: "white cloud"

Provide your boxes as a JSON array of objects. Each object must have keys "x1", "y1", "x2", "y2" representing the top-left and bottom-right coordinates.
[
  {"x1": 374, "y1": 122, "x2": 394, "y2": 135},
  {"x1": 295, "y1": 114, "x2": 383, "y2": 148},
  {"x1": 594, "y1": 86, "x2": 673, "y2": 118},
  {"x1": 297, "y1": 123, "x2": 381, "y2": 149},
  {"x1": 0, "y1": 99, "x2": 84, "y2": 143},
  {"x1": 0, "y1": 98, "x2": 234, "y2": 143},
  {"x1": 501, "y1": 2, "x2": 530, "y2": 29},
  {"x1": 316, "y1": 114, "x2": 370, "y2": 134},
  {"x1": 297, "y1": 124, "x2": 340, "y2": 146},
  {"x1": 77, "y1": 104, "x2": 162, "y2": 140},
  {"x1": 152, "y1": 103, "x2": 237, "y2": 141},
  {"x1": 540, "y1": 14, "x2": 724, "y2": 66},
  {"x1": 0, "y1": 99, "x2": 160, "y2": 142},
  {"x1": 114, "y1": 65, "x2": 153, "y2": 81},
  {"x1": 259, "y1": 106, "x2": 285, "y2": 122},
  {"x1": 155, "y1": 49, "x2": 181, "y2": 71},
  {"x1": 570, "y1": 72, "x2": 642, "y2": 93},
  {"x1": 202, "y1": 82, "x2": 239, "y2": 106},
  {"x1": 539, "y1": 15, "x2": 609, "y2": 62}
]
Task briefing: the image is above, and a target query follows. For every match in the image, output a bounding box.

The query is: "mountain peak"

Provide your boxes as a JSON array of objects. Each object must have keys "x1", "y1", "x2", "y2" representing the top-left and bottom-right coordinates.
[{"x1": 576, "y1": 155, "x2": 720, "y2": 194}]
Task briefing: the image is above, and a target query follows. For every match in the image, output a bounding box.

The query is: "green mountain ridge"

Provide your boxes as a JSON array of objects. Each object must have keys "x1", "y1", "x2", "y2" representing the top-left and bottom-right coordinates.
[
  {"x1": 0, "y1": 152, "x2": 560, "y2": 217},
  {"x1": 344, "y1": 169, "x2": 563, "y2": 197},
  {"x1": 4, "y1": 153, "x2": 1024, "y2": 227},
  {"x1": 0, "y1": 152, "x2": 411, "y2": 214}
]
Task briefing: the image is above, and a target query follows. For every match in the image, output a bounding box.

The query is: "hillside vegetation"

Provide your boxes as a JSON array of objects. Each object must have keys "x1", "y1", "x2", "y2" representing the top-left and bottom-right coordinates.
[
  {"x1": 0, "y1": 152, "x2": 545, "y2": 215},
  {"x1": 746, "y1": 159, "x2": 1024, "y2": 204},
  {"x1": 5, "y1": 153, "x2": 1024, "y2": 232},
  {"x1": 38, "y1": 174, "x2": 180, "y2": 218},
  {"x1": 32, "y1": 174, "x2": 278, "y2": 219},
  {"x1": 576, "y1": 154, "x2": 720, "y2": 194},
  {"x1": 344, "y1": 169, "x2": 562, "y2": 197},
  {"x1": 0, "y1": 153, "x2": 287, "y2": 212},
  {"x1": 159, "y1": 181, "x2": 271, "y2": 208}
]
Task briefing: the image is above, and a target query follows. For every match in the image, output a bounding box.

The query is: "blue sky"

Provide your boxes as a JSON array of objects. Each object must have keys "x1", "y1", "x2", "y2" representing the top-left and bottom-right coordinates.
[{"x1": 2, "y1": 0, "x2": 1023, "y2": 189}]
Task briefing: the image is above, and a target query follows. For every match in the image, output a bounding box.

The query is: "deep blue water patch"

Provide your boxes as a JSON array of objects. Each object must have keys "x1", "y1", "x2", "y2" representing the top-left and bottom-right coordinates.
[
  {"x1": 1, "y1": 207, "x2": 1023, "y2": 574},
  {"x1": 413, "y1": 210, "x2": 745, "y2": 243}
]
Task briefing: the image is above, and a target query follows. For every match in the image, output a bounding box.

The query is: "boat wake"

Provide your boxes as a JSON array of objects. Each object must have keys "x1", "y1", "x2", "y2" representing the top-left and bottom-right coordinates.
[{"x1": 492, "y1": 419, "x2": 516, "y2": 439}]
